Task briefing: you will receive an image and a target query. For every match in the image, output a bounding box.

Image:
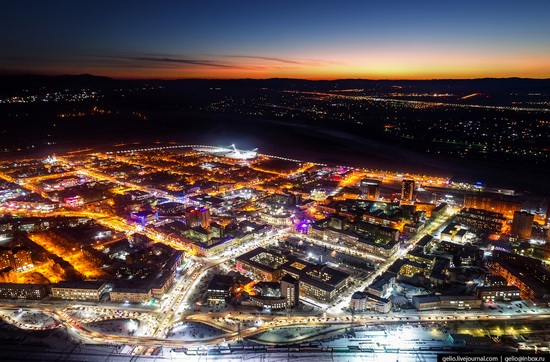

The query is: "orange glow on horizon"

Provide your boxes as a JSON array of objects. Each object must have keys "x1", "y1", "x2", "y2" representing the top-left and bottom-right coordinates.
[{"x1": 27, "y1": 51, "x2": 550, "y2": 80}]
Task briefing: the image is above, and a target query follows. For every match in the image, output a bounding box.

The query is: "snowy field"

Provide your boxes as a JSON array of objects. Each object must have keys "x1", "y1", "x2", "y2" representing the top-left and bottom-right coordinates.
[{"x1": 167, "y1": 321, "x2": 226, "y2": 341}]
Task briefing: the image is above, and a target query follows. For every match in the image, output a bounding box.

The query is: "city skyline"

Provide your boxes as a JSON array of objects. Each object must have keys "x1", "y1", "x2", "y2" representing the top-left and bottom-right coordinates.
[
  {"x1": 1, "y1": 2, "x2": 550, "y2": 360},
  {"x1": 1, "y1": 0, "x2": 550, "y2": 79},
  {"x1": 0, "y1": 142, "x2": 548, "y2": 360}
]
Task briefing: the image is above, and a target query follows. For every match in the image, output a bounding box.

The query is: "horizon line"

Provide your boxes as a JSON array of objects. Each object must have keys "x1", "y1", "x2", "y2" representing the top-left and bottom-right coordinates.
[{"x1": 2, "y1": 72, "x2": 550, "y2": 82}]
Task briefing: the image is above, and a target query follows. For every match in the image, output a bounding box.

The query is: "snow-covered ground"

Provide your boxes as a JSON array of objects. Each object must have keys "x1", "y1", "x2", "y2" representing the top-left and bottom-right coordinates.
[
  {"x1": 167, "y1": 321, "x2": 225, "y2": 341},
  {"x1": 12, "y1": 310, "x2": 57, "y2": 329},
  {"x1": 254, "y1": 325, "x2": 341, "y2": 343},
  {"x1": 65, "y1": 308, "x2": 102, "y2": 321},
  {"x1": 84, "y1": 318, "x2": 145, "y2": 337}
]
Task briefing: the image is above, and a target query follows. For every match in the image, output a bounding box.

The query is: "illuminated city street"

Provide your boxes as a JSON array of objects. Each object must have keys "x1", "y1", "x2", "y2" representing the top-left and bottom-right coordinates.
[
  {"x1": 0, "y1": 142, "x2": 549, "y2": 362},
  {"x1": 1, "y1": 1, "x2": 550, "y2": 359}
]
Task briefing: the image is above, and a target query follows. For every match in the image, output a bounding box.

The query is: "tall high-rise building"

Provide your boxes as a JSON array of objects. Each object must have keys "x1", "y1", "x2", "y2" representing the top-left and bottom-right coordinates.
[
  {"x1": 367, "y1": 184, "x2": 380, "y2": 200},
  {"x1": 359, "y1": 179, "x2": 381, "y2": 201},
  {"x1": 401, "y1": 179, "x2": 415, "y2": 205},
  {"x1": 511, "y1": 211, "x2": 534, "y2": 239},
  {"x1": 185, "y1": 207, "x2": 211, "y2": 229},
  {"x1": 281, "y1": 274, "x2": 299, "y2": 307},
  {"x1": 197, "y1": 208, "x2": 211, "y2": 229}
]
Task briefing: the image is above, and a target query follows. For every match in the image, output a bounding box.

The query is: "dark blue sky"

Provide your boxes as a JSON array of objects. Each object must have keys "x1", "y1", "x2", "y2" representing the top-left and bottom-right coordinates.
[{"x1": 1, "y1": 0, "x2": 549, "y2": 78}]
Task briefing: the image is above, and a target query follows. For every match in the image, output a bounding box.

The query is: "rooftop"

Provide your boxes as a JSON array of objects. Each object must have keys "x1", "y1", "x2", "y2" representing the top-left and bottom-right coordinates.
[{"x1": 52, "y1": 281, "x2": 107, "y2": 290}]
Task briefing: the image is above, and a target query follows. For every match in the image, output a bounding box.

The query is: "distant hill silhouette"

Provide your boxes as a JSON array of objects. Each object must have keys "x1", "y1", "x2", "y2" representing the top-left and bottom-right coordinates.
[
  {"x1": 1, "y1": 74, "x2": 550, "y2": 95},
  {"x1": 0, "y1": 74, "x2": 120, "y2": 93}
]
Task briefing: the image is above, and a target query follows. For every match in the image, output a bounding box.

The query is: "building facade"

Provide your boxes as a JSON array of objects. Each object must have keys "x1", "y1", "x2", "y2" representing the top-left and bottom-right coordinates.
[
  {"x1": 110, "y1": 288, "x2": 152, "y2": 303},
  {"x1": 0, "y1": 283, "x2": 47, "y2": 300},
  {"x1": 476, "y1": 286, "x2": 521, "y2": 301},
  {"x1": 51, "y1": 281, "x2": 108, "y2": 301},
  {"x1": 401, "y1": 180, "x2": 415, "y2": 205},
  {"x1": 511, "y1": 211, "x2": 534, "y2": 239}
]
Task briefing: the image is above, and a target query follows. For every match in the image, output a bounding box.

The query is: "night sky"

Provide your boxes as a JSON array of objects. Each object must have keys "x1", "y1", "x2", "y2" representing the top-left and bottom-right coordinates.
[{"x1": 1, "y1": 0, "x2": 549, "y2": 79}]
